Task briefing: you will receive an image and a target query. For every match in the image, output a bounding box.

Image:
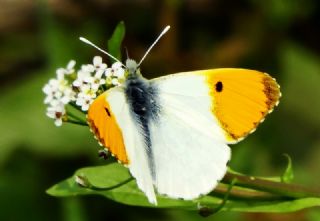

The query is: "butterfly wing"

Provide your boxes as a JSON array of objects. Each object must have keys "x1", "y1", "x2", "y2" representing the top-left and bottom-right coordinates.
[
  {"x1": 200, "y1": 68, "x2": 281, "y2": 143},
  {"x1": 87, "y1": 90, "x2": 128, "y2": 163},
  {"x1": 88, "y1": 87, "x2": 157, "y2": 204},
  {"x1": 149, "y1": 68, "x2": 280, "y2": 199},
  {"x1": 152, "y1": 68, "x2": 281, "y2": 144},
  {"x1": 88, "y1": 68, "x2": 280, "y2": 204}
]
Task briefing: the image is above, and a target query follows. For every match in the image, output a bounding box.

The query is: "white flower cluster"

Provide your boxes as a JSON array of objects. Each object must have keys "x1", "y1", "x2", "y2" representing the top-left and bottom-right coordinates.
[{"x1": 43, "y1": 56, "x2": 126, "y2": 126}]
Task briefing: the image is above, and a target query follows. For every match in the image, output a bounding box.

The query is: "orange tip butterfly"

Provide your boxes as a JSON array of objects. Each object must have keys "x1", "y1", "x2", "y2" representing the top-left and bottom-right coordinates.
[{"x1": 80, "y1": 26, "x2": 281, "y2": 205}]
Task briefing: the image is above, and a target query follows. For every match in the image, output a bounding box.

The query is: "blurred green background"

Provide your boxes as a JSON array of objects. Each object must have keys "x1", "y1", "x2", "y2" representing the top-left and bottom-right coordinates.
[{"x1": 0, "y1": 0, "x2": 319, "y2": 220}]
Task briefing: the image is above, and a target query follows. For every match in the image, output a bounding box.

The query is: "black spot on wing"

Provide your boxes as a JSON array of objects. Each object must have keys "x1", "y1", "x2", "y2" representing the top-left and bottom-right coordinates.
[{"x1": 215, "y1": 81, "x2": 223, "y2": 92}]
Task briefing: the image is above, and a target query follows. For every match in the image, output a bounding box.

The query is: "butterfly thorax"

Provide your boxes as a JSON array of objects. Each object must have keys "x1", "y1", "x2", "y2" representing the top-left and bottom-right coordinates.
[{"x1": 124, "y1": 73, "x2": 160, "y2": 127}]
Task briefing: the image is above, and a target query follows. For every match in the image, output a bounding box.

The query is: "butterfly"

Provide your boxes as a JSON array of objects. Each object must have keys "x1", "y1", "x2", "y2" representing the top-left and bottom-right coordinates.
[{"x1": 82, "y1": 26, "x2": 281, "y2": 205}]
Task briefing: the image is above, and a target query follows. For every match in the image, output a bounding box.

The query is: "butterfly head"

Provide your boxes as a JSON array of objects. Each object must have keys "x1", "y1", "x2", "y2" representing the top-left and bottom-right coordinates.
[{"x1": 125, "y1": 59, "x2": 141, "y2": 77}]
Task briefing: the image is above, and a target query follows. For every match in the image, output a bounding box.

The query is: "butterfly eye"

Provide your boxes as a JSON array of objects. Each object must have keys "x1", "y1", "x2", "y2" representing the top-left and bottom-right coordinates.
[
  {"x1": 215, "y1": 81, "x2": 223, "y2": 92},
  {"x1": 105, "y1": 107, "x2": 111, "y2": 117}
]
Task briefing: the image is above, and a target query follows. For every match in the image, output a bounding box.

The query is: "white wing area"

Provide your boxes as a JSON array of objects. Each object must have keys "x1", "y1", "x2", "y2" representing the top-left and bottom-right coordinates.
[
  {"x1": 106, "y1": 87, "x2": 157, "y2": 204},
  {"x1": 106, "y1": 74, "x2": 231, "y2": 204},
  {"x1": 150, "y1": 73, "x2": 231, "y2": 200}
]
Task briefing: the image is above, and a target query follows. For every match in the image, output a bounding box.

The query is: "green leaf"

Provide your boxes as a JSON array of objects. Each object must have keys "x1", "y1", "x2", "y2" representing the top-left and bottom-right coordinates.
[
  {"x1": 281, "y1": 154, "x2": 294, "y2": 183},
  {"x1": 107, "y1": 21, "x2": 125, "y2": 61},
  {"x1": 47, "y1": 163, "x2": 200, "y2": 209},
  {"x1": 47, "y1": 163, "x2": 320, "y2": 213}
]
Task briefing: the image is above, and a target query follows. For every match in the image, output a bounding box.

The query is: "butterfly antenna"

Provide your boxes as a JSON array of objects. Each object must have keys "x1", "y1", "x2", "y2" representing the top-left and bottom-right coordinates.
[
  {"x1": 124, "y1": 46, "x2": 130, "y2": 60},
  {"x1": 79, "y1": 37, "x2": 125, "y2": 67},
  {"x1": 137, "y1": 25, "x2": 170, "y2": 67}
]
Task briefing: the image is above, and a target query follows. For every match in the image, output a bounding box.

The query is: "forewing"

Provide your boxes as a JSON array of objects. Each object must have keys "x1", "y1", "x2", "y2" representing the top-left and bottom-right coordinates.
[
  {"x1": 87, "y1": 87, "x2": 157, "y2": 204},
  {"x1": 152, "y1": 68, "x2": 281, "y2": 143},
  {"x1": 202, "y1": 68, "x2": 281, "y2": 143},
  {"x1": 87, "y1": 90, "x2": 128, "y2": 164}
]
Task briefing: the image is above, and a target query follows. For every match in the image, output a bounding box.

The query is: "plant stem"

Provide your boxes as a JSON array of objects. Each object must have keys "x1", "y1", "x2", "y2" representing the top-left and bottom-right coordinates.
[
  {"x1": 213, "y1": 183, "x2": 285, "y2": 201},
  {"x1": 220, "y1": 172, "x2": 320, "y2": 199}
]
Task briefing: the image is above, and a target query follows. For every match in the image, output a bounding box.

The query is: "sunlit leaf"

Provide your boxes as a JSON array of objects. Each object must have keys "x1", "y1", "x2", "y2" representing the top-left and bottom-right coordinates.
[
  {"x1": 107, "y1": 21, "x2": 125, "y2": 61},
  {"x1": 47, "y1": 163, "x2": 320, "y2": 213}
]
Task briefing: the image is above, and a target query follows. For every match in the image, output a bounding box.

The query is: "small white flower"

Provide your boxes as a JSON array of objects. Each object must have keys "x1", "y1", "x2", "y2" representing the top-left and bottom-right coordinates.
[
  {"x1": 43, "y1": 80, "x2": 58, "y2": 104},
  {"x1": 43, "y1": 74, "x2": 74, "y2": 107},
  {"x1": 80, "y1": 64, "x2": 95, "y2": 73},
  {"x1": 76, "y1": 85, "x2": 97, "y2": 111},
  {"x1": 56, "y1": 60, "x2": 76, "y2": 77},
  {"x1": 84, "y1": 69, "x2": 106, "y2": 90},
  {"x1": 73, "y1": 70, "x2": 91, "y2": 88},
  {"x1": 112, "y1": 62, "x2": 125, "y2": 78},
  {"x1": 93, "y1": 56, "x2": 107, "y2": 71},
  {"x1": 105, "y1": 62, "x2": 125, "y2": 79},
  {"x1": 61, "y1": 87, "x2": 76, "y2": 104},
  {"x1": 43, "y1": 80, "x2": 64, "y2": 105},
  {"x1": 67, "y1": 60, "x2": 76, "y2": 71},
  {"x1": 46, "y1": 102, "x2": 66, "y2": 126},
  {"x1": 54, "y1": 66, "x2": 71, "y2": 91},
  {"x1": 57, "y1": 77, "x2": 69, "y2": 92},
  {"x1": 76, "y1": 95, "x2": 94, "y2": 111}
]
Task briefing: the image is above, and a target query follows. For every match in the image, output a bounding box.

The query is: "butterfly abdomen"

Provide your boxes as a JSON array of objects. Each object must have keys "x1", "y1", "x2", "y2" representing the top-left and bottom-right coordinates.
[{"x1": 125, "y1": 76, "x2": 161, "y2": 179}]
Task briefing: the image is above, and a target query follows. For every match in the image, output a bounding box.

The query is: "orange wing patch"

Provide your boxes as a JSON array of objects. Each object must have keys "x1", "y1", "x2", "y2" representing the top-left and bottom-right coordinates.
[
  {"x1": 204, "y1": 68, "x2": 281, "y2": 142},
  {"x1": 87, "y1": 92, "x2": 129, "y2": 164}
]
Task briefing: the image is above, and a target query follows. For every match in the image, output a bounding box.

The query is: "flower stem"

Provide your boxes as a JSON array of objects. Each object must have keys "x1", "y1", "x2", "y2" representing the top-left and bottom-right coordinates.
[
  {"x1": 69, "y1": 102, "x2": 86, "y2": 113},
  {"x1": 67, "y1": 111, "x2": 85, "y2": 121},
  {"x1": 65, "y1": 107, "x2": 87, "y2": 126},
  {"x1": 65, "y1": 118, "x2": 88, "y2": 126}
]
